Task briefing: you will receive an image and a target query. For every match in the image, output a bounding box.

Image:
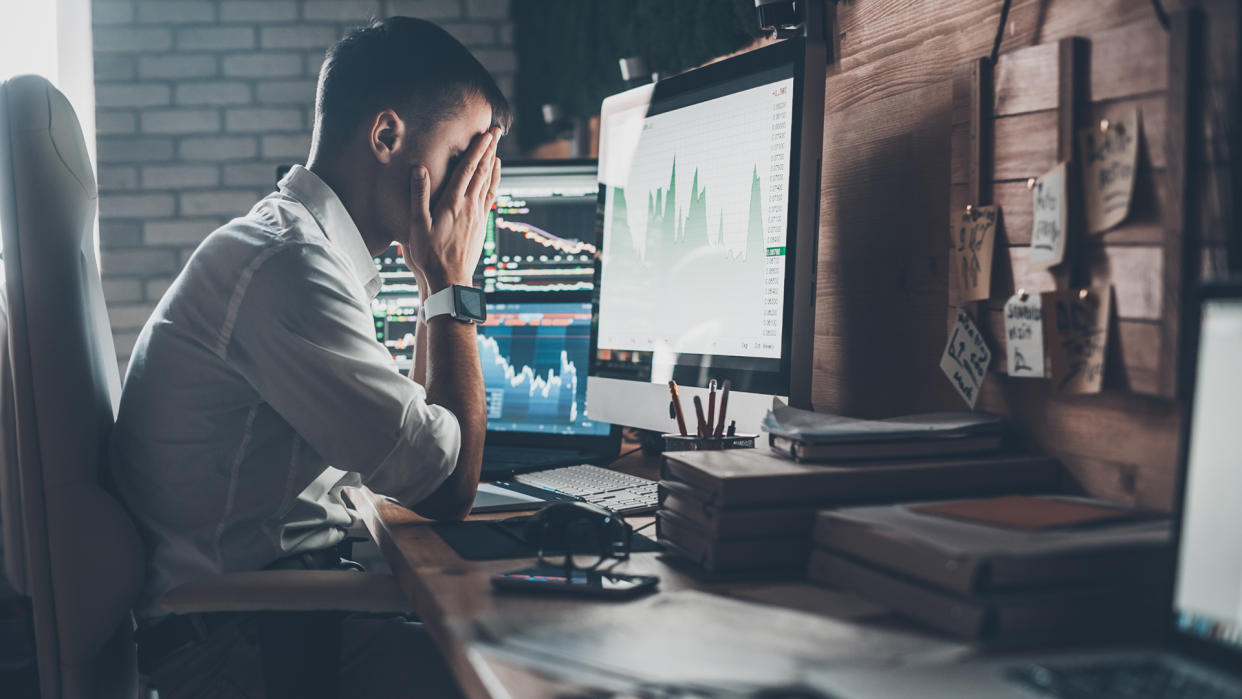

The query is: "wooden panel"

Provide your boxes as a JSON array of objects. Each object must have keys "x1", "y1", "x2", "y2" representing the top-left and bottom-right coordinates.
[
  {"x1": 1156, "y1": 10, "x2": 1203, "y2": 398},
  {"x1": 994, "y1": 41, "x2": 1060, "y2": 116},
  {"x1": 950, "y1": 123, "x2": 969, "y2": 184},
  {"x1": 975, "y1": 379, "x2": 1181, "y2": 509},
  {"x1": 1088, "y1": 18, "x2": 1170, "y2": 101},
  {"x1": 979, "y1": 308, "x2": 1164, "y2": 394},
  {"x1": 997, "y1": 245, "x2": 1164, "y2": 319},
  {"x1": 992, "y1": 110, "x2": 1059, "y2": 181},
  {"x1": 814, "y1": 82, "x2": 958, "y2": 416},
  {"x1": 986, "y1": 97, "x2": 1168, "y2": 182},
  {"x1": 969, "y1": 58, "x2": 994, "y2": 207},
  {"x1": 951, "y1": 176, "x2": 1169, "y2": 246},
  {"x1": 829, "y1": 0, "x2": 1163, "y2": 113},
  {"x1": 819, "y1": 0, "x2": 1234, "y2": 509}
]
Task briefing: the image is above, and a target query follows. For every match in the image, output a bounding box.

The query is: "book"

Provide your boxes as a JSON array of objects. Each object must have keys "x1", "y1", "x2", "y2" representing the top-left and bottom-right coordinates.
[
  {"x1": 661, "y1": 449, "x2": 1062, "y2": 508},
  {"x1": 763, "y1": 400, "x2": 1005, "y2": 444},
  {"x1": 807, "y1": 549, "x2": 1164, "y2": 644},
  {"x1": 769, "y1": 433, "x2": 1003, "y2": 462},
  {"x1": 656, "y1": 510, "x2": 809, "y2": 573},
  {"x1": 658, "y1": 479, "x2": 818, "y2": 539},
  {"x1": 811, "y1": 497, "x2": 1171, "y2": 595}
]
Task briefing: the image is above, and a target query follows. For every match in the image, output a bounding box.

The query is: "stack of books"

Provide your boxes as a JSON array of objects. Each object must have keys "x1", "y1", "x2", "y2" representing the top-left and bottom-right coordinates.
[
  {"x1": 806, "y1": 495, "x2": 1173, "y2": 645},
  {"x1": 655, "y1": 448, "x2": 1064, "y2": 576}
]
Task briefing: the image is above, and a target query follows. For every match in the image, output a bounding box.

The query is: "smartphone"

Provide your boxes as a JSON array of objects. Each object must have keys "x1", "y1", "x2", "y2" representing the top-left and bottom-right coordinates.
[{"x1": 491, "y1": 566, "x2": 659, "y2": 599}]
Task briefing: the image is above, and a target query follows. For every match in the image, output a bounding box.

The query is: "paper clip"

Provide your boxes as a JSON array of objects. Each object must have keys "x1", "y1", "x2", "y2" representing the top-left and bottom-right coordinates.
[
  {"x1": 1099, "y1": 119, "x2": 1110, "y2": 133},
  {"x1": 1078, "y1": 288, "x2": 1090, "y2": 300},
  {"x1": 1026, "y1": 177, "x2": 1036, "y2": 190},
  {"x1": 1018, "y1": 288, "x2": 1029, "y2": 301}
]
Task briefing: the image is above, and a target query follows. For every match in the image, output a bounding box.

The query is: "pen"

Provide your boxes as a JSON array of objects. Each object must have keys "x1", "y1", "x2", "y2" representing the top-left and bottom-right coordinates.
[
  {"x1": 706, "y1": 379, "x2": 717, "y2": 436},
  {"x1": 714, "y1": 379, "x2": 731, "y2": 437},
  {"x1": 668, "y1": 380, "x2": 688, "y2": 436},
  {"x1": 693, "y1": 396, "x2": 708, "y2": 439}
]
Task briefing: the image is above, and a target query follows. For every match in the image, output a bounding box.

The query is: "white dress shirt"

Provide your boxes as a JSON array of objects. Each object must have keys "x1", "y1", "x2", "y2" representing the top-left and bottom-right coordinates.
[{"x1": 111, "y1": 165, "x2": 460, "y2": 620}]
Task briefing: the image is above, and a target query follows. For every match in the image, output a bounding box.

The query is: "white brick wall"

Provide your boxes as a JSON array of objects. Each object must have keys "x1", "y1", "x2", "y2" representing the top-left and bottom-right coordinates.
[{"x1": 94, "y1": 0, "x2": 516, "y2": 365}]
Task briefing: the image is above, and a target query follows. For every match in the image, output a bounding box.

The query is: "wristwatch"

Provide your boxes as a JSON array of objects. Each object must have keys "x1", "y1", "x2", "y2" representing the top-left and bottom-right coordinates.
[{"x1": 419, "y1": 284, "x2": 487, "y2": 324}]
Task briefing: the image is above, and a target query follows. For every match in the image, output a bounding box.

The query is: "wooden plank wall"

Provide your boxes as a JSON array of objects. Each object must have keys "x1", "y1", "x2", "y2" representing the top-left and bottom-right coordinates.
[
  {"x1": 950, "y1": 22, "x2": 1175, "y2": 396},
  {"x1": 812, "y1": 0, "x2": 1237, "y2": 510}
]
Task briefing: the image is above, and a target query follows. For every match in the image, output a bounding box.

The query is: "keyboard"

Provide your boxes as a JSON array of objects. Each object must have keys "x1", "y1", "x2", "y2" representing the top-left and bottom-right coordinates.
[
  {"x1": 514, "y1": 464, "x2": 659, "y2": 516},
  {"x1": 1006, "y1": 659, "x2": 1242, "y2": 699}
]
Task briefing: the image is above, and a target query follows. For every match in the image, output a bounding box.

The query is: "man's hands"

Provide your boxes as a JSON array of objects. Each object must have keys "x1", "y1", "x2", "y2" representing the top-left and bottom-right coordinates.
[{"x1": 403, "y1": 126, "x2": 502, "y2": 293}]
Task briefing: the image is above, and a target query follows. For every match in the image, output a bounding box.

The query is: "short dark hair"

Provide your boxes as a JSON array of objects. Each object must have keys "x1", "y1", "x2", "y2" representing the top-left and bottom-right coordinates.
[{"x1": 313, "y1": 17, "x2": 513, "y2": 155}]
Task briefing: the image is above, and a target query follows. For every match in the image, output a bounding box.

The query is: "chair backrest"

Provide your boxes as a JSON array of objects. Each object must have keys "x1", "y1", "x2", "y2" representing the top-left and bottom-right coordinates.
[{"x1": 0, "y1": 75, "x2": 143, "y2": 698}]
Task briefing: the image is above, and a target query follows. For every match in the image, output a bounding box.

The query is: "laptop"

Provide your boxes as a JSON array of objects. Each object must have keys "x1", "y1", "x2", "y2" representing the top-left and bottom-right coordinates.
[
  {"x1": 812, "y1": 281, "x2": 1242, "y2": 699},
  {"x1": 476, "y1": 297, "x2": 620, "y2": 478}
]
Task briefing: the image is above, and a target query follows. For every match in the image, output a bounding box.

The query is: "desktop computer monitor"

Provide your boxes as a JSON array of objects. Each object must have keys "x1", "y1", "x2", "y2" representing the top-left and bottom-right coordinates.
[
  {"x1": 587, "y1": 38, "x2": 826, "y2": 435},
  {"x1": 372, "y1": 160, "x2": 601, "y2": 370},
  {"x1": 479, "y1": 160, "x2": 598, "y2": 294}
]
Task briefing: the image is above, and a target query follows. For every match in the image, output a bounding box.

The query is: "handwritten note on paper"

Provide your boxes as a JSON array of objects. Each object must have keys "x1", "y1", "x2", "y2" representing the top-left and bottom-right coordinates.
[
  {"x1": 1027, "y1": 162, "x2": 1068, "y2": 270},
  {"x1": 1081, "y1": 109, "x2": 1140, "y2": 234},
  {"x1": 1003, "y1": 293, "x2": 1045, "y2": 378},
  {"x1": 1044, "y1": 286, "x2": 1112, "y2": 394},
  {"x1": 940, "y1": 309, "x2": 992, "y2": 408},
  {"x1": 954, "y1": 205, "x2": 998, "y2": 301}
]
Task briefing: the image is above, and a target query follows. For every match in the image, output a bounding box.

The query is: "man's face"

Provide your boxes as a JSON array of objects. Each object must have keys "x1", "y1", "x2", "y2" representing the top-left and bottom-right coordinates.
[{"x1": 378, "y1": 95, "x2": 495, "y2": 248}]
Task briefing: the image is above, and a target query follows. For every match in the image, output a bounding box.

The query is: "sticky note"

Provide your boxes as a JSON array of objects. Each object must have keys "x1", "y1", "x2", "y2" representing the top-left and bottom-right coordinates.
[
  {"x1": 941, "y1": 309, "x2": 992, "y2": 408},
  {"x1": 1027, "y1": 162, "x2": 1068, "y2": 270},
  {"x1": 1043, "y1": 286, "x2": 1112, "y2": 394},
  {"x1": 1080, "y1": 109, "x2": 1140, "y2": 234},
  {"x1": 953, "y1": 205, "x2": 999, "y2": 302},
  {"x1": 1003, "y1": 293, "x2": 1044, "y2": 378}
]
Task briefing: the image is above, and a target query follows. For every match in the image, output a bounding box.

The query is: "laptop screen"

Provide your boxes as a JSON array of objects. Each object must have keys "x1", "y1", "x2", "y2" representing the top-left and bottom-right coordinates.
[
  {"x1": 479, "y1": 300, "x2": 611, "y2": 436},
  {"x1": 1172, "y1": 297, "x2": 1242, "y2": 653}
]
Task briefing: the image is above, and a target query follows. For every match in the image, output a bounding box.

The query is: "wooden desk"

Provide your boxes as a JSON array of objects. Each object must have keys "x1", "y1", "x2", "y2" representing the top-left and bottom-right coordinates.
[{"x1": 348, "y1": 449, "x2": 909, "y2": 699}]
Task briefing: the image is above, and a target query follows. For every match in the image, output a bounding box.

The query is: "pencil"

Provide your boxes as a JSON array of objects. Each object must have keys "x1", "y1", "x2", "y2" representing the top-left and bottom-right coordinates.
[
  {"x1": 692, "y1": 396, "x2": 708, "y2": 439},
  {"x1": 706, "y1": 379, "x2": 717, "y2": 436},
  {"x1": 714, "y1": 379, "x2": 731, "y2": 437},
  {"x1": 668, "y1": 380, "x2": 688, "y2": 436}
]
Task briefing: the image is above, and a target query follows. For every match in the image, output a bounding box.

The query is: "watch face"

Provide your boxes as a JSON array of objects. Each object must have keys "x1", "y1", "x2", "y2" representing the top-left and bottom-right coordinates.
[{"x1": 455, "y1": 286, "x2": 487, "y2": 322}]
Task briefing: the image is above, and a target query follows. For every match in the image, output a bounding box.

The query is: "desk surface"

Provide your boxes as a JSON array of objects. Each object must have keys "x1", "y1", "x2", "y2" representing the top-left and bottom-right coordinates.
[{"x1": 348, "y1": 448, "x2": 925, "y2": 699}]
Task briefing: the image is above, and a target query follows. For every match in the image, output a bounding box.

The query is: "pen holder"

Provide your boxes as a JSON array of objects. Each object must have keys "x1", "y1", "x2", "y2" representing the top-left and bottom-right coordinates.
[{"x1": 662, "y1": 434, "x2": 759, "y2": 452}]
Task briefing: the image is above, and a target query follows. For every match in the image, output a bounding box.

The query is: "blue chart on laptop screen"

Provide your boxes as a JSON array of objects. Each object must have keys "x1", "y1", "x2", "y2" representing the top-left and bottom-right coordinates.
[{"x1": 478, "y1": 302, "x2": 609, "y2": 435}]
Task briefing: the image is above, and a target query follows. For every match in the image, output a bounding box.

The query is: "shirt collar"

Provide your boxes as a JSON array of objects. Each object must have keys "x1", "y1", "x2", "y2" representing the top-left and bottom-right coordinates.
[{"x1": 277, "y1": 164, "x2": 383, "y2": 299}]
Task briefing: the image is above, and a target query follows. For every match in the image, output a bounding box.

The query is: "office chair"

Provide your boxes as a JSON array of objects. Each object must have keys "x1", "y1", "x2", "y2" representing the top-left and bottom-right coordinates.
[{"x1": 0, "y1": 75, "x2": 411, "y2": 699}]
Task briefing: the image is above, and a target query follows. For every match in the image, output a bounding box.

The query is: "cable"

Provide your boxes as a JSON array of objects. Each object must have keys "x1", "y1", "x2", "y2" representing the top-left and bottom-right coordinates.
[
  {"x1": 1150, "y1": 0, "x2": 1171, "y2": 30},
  {"x1": 990, "y1": 0, "x2": 1013, "y2": 64}
]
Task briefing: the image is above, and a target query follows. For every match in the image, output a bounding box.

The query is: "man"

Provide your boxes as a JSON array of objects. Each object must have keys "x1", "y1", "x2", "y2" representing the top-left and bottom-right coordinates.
[{"x1": 110, "y1": 17, "x2": 509, "y2": 696}]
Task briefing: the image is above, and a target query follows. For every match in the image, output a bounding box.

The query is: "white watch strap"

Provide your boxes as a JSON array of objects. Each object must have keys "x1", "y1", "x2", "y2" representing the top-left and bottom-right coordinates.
[{"x1": 420, "y1": 286, "x2": 456, "y2": 322}]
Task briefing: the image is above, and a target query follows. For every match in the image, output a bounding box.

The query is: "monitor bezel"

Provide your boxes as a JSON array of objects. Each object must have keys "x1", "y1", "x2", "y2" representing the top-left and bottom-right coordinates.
[
  {"x1": 1166, "y1": 279, "x2": 1242, "y2": 675},
  {"x1": 588, "y1": 38, "x2": 823, "y2": 409}
]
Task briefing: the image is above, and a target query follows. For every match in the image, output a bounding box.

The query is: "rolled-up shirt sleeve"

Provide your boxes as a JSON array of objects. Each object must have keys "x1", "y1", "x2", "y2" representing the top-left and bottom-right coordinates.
[{"x1": 224, "y1": 242, "x2": 460, "y2": 506}]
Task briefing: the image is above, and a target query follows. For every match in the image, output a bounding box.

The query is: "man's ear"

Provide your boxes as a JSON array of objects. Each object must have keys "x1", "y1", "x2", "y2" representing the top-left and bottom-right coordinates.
[{"x1": 368, "y1": 109, "x2": 404, "y2": 164}]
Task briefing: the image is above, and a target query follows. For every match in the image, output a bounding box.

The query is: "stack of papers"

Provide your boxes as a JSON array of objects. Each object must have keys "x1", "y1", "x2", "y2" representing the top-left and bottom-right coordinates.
[
  {"x1": 472, "y1": 590, "x2": 970, "y2": 696},
  {"x1": 763, "y1": 399, "x2": 1005, "y2": 444}
]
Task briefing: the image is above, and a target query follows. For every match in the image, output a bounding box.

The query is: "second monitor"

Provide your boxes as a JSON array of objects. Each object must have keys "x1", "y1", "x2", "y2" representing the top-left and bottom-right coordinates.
[{"x1": 587, "y1": 38, "x2": 826, "y2": 435}]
